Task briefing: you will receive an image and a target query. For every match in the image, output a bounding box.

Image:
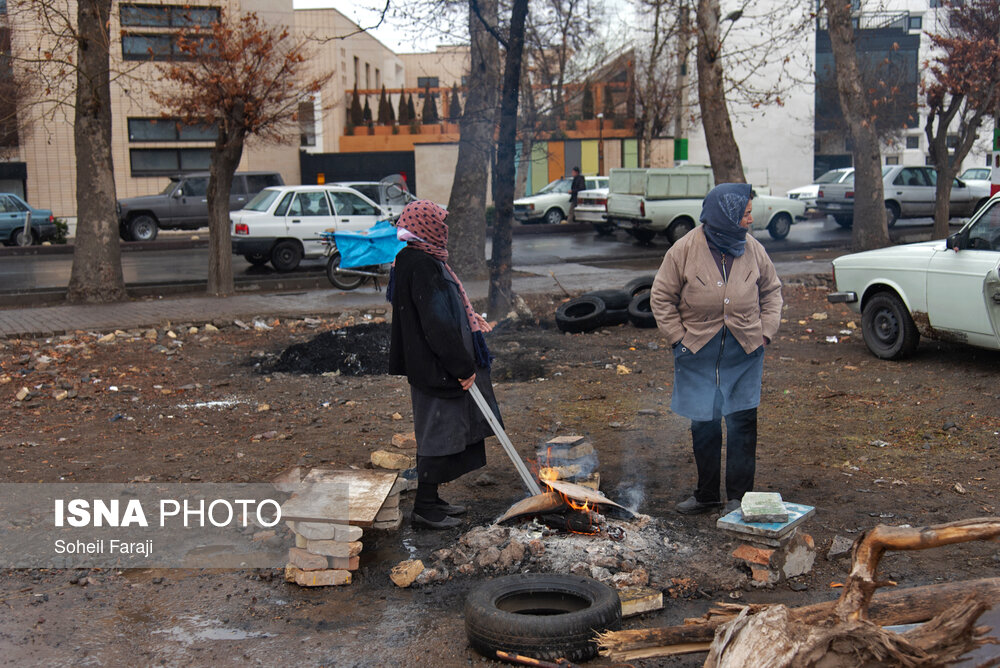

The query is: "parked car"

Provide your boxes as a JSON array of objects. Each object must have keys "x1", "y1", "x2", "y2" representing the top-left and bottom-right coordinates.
[
  {"x1": 230, "y1": 185, "x2": 387, "y2": 271},
  {"x1": 786, "y1": 168, "x2": 854, "y2": 210},
  {"x1": 815, "y1": 165, "x2": 991, "y2": 228},
  {"x1": 573, "y1": 187, "x2": 612, "y2": 234},
  {"x1": 331, "y1": 179, "x2": 415, "y2": 219},
  {"x1": 827, "y1": 193, "x2": 1000, "y2": 359},
  {"x1": 118, "y1": 171, "x2": 284, "y2": 242},
  {"x1": 0, "y1": 193, "x2": 57, "y2": 246},
  {"x1": 514, "y1": 176, "x2": 609, "y2": 225}
]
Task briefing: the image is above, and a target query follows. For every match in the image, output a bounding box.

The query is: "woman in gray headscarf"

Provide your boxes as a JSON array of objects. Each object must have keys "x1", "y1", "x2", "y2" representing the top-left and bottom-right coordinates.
[{"x1": 650, "y1": 183, "x2": 783, "y2": 515}]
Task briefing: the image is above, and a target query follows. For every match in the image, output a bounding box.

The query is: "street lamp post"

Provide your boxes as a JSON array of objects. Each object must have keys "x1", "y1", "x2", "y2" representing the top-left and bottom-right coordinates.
[{"x1": 597, "y1": 112, "x2": 605, "y2": 175}]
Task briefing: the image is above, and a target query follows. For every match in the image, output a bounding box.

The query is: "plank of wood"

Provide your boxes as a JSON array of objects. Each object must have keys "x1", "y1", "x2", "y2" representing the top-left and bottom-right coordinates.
[{"x1": 280, "y1": 469, "x2": 398, "y2": 527}]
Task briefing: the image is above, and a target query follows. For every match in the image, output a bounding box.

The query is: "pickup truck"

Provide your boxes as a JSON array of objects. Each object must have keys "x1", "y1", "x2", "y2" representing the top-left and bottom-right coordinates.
[
  {"x1": 815, "y1": 165, "x2": 991, "y2": 228},
  {"x1": 605, "y1": 166, "x2": 806, "y2": 243}
]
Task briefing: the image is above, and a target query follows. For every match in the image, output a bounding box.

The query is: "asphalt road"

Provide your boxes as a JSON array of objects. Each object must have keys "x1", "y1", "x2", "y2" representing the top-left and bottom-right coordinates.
[{"x1": 0, "y1": 216, "x2": 961, "y2": 293}]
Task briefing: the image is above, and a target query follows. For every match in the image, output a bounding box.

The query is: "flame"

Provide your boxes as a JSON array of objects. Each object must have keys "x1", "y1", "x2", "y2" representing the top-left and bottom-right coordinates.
[{"x1": 534, "y1": 447, "x2": 600, "y2": 534}]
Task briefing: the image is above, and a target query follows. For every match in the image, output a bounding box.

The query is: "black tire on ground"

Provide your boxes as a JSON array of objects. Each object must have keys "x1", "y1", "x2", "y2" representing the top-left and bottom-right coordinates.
[
  {"x1": 13, "y1": 227, "x2": 35, "y2": 247},
  {"x1": 555, "y1": 296, "x2": 607, "y2": 333},
  {"x1": 270, "y1": 240, "x2": 303, "y2": 272},
  {"x1": 544, "y1": 208, "x2": 564, "y2": 225},
  {"x1": 464, "y1": 574, "x2": 622, "y2": 663},
  {"x1": 244, "y1": 253, "x2": 269, "y2": 266},
  {"x1": 861, "y1": 291, "x2": 920, "y2": 360},
  {"x1": 119, "y1": 225, "x2": 133, "y2": 241},
  {"x1": 833, "y1": 214, "x2": 853, "y2": 228},
  {"x1": 631, "y1": 228, "x2": 655, "y2": 244},
  {"x1": 885, "y1": 201, "x2": 900, "y2": 228},
  {"x1": 593, "y1": 223, "x2": 616, "y2": 236},
  {"x1": 666, "y1": 217, "x2": 695, "y2": 244},
  {"x1": 627, "y1": 291, "x2": 656, "y2": 328},
  {"x1": 603, "y1": 308, "x2": 629, "y2": 326},
  {"x1": 582, "y1": 289, "x2": 630, "y2": 311},
  {"x1": 128, "y1": 215, "x2": 158, "y2": 242},
  {"x1": 767, "y1": 213, "x2": 792, "y2": 240},
  {"x1": 325, "y1": 252, "x2": 366, "y2": 290},
  {"x1": 623, "y1": 275, "x2": 655, "y2": 298}
]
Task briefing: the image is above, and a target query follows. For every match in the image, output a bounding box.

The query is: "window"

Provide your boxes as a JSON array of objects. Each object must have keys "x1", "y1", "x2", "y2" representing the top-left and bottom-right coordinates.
[
  {"x1": 181, "y1": 177, "x2": 208, "y2": 196},
  {"x1": 908, "y1": 16, "x2": 922, "y2": 31},
  {"x1": 274, "y1": 192, "x2": 294, "y2": 216},
  {"x1": 886, "y1": 156, "x2": 899, "y2": 165},
  {"x1": 120, "y1": 4, "x2": 218, "y2": 28},
  {"x1": 290, "y1": 192, "x2": 331, "y2": 217},
  {"x1": 129, "y1": 148, "x2": 211, "y2": 175},
  {"x1": 893, "y1": 167, "x2": 929, "y2": 187},
  {"x1": 298, "y1": 102, "x2": 316, "y2": 147},
  {"x1": 967, "y1": 201, "x2": 1000, "y2": 251},
  {"x1": 122, "y1": 33, "x2": 172, "y2": 60},
  {"x1": 244, "y1": 189, "x2": 281, "y2": 212},
  {"x1": 245, "y1": 174, "x2": 282, "y2": 194},
  {"x1": 375, "y1": 68, "x2": 381, "y2": 90},
  {"x1": 353, "y1": 56, "x2": 359, "y2": 86},
  {"x1": 417, "y1": 77, "x2": 439, "y2": 89},
  {"x1": 0, "y1": 0, "x2": 7, "y2": 14},
  {"x1": 947, "y1": 135, "x2": 959, "y2": 149},
  {"x1": 906, "y1": 135, "x2": 919, "y2": 149},
  {"x1": 365, "y1": 63, "x2": 370, "y2": 88},
  {"x1": 128, "y1": 118, "x2": 216, "y2": 142},
  {"x1": 329, "y1": 191, "x2": 378, "y2": 216}
]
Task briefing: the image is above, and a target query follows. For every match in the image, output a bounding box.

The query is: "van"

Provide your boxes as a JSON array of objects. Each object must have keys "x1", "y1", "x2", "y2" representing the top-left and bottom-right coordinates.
[{"x1": 117, "y1": 171, "x2": 285, "y2": 241}]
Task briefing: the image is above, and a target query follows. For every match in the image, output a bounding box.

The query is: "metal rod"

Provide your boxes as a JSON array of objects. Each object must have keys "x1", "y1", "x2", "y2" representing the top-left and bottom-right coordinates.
[{"x1": 469, "y1": 383, "x2": 543, "y2": 496}]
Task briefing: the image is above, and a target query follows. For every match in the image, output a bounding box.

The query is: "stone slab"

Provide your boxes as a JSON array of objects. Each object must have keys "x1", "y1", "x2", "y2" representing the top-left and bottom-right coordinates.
[
  {"x1": 546, "y1": 435, "x2": 585, "y2": 447},
  {"x1": 717, "y1": 502, "x2": 815, "y2": 540},
  {"x1": 619, "y1": 586, "x2": 664, "y2": 618},
  {"x1": 281, "y1": 469, "x2": 398, "y2": 527},
  {"x1": 740, "y1": 492, "x2": 789, "y2": 523},
  {"x1": 284, "y1": 565, "x2": 351, "y2": 587}
]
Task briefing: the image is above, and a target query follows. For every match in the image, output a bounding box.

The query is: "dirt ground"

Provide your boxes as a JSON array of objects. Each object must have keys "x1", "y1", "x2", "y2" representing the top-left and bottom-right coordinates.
[{"x1": 1, "y1": 272, "x2": 999, "y2": 666}]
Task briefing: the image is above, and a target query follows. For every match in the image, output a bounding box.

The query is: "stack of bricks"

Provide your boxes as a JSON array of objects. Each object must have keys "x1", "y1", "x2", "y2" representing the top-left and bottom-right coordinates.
[
  {"x1": 538, "y1": 435, "x2": 601, "y2": 490},
  {"x1": 370, "y1": 432, "x2": 418, "y2": 493},
  {"x1": 284, "y1": 521, "x2": 362, "y2": 587},
  {"x1": 717, "y1": 495, "x2": 817, "y2": 585},
  {"x1": 371, "y1": 477, "x2": 405, "y2": 530}
]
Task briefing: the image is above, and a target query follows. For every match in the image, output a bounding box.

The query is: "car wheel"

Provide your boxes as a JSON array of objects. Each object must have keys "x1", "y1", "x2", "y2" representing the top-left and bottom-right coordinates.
[
  {"x1": 627, "y1": 291, "x2": 657, "y2": 328},
  {"x1": 270, "y1": 240, "x2": 302, "y2": 272},
  {"x1": 544, "y1": 208, "x2": 564, "y2": 226},
  {"x1": 555, "y1": 296, "x2": 607, "y2": 333},
  {"x1": 767, "y1": 213, "x2": 792, "y2": 240},
  {"x1": 833, "y1": 214, "x2": 853, "y2": 228},
  {"x1": 464, "y1": 574, "x2": 621, "y2": 663},
  {"x1": 13, "y1": 227, "x2": 36, "y2": 247},
  {"x1": 884, "y1": 201, "x2": 900, "y2": 228},
  {"x1": 623, "y1": 275, "x2": 655, "y2": 298},
  {"x1": 861, "y1": 291, "x2": 920, "y2": 360},
  {"x1": 128, "y1": 215, "x2": 159, "y2": 242},
  {"x1": 666, "y1": 217, "x2": 695, "y2": 244},
  {"x1": 631, "y1": 228, "x2": 655, "y2": 244},
  {"x1": 243, "y1": 253, "x2": 269, "y2": 266},
  {"x1": 593, "y1": 223, "x2": 616, "y2": 236},
  {"x1": 326, "y1": 252, "x2": 365, "y2": 290}
]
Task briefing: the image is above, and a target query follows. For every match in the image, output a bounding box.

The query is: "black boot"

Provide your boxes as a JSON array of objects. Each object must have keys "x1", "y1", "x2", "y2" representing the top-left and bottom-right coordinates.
[{"x1": 413, "y1": 482, "x2": 460, "y2": 529}]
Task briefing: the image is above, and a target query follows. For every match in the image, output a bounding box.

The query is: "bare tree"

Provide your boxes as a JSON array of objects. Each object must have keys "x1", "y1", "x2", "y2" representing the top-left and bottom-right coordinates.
[
  {"x1": 822, "y1": 0, "x2": 889, "y2": 252},
  {"x1": 155, "y1": 11, "x2": 331, "y2": 296},
  {"x1": 923, "y1": 0, "x2": 1000, "y2": 239},
  {"x1": 632, "y1": 0, "x2": 683, "y2": 167},
  {"x1": 696, "y1": 0, "x2": 745, "y2": 183},
  {"x1": 448, "y1": 0, "x2": 501, "y2": 280}
]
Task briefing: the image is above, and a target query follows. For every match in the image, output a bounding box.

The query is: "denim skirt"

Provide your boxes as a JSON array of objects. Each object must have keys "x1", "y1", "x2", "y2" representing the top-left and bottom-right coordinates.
[{"x1": 671, "y1": 327, "x2": 764, "y2": 421}]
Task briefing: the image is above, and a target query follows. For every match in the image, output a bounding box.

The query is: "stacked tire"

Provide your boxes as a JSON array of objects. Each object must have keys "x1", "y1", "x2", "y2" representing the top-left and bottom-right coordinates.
[{"x1": 555, "y1": 275, "x2": 658, "y2": 333}]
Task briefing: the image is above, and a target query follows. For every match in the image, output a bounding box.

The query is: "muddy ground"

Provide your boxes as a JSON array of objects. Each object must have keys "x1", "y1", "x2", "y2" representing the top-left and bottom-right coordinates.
[{"x1": 1, "y1": 273, "x2": 999, "y2": 666}]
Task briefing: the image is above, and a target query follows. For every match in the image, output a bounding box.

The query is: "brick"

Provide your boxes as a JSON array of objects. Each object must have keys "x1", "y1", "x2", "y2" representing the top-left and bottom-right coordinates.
[
  {"x1": 391, "y1": 432, "x2": 417, "y2": 449},
  {"x1": 380, "y1": 493, "x2": 400, "y2": 509},
  {"x1": 373, "y1": 515, "x2": 403, "y2": 531},
  {"x1": 732, "y1": 543, "x2": 776, "y2": 567},
  {"x1": 375, "y1": 506, "x2": 401, "y2": 522},
  {"x1": 328, "y1": 556, "x2": 360, "y2": 570},
  {"x1": 305, "y1": 539, "x2": 362, "y2": 558},
  {"x1": 286, "y1": 521, "x2": 361, "y2": 542},
  {"x1": 390, "y1": 559, "x2": 424, "y2": 587},
  {"x1": 284, "y1": 565, "x2": 351, "y2": 587},
  {"x1": 619, "y1": 586, "x2": 664, "y2": 618},
  {"x1": 288, "y1": 547, "x2": 329, "y2": 571},
  {"x1": 371, "y1": 449, "x2": 415, "y2": 470}
]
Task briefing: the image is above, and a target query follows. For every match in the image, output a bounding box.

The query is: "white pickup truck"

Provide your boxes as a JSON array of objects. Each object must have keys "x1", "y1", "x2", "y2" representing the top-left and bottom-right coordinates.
[{"x1": 605, "y1": 166, "x2": 806, "y2": 243}]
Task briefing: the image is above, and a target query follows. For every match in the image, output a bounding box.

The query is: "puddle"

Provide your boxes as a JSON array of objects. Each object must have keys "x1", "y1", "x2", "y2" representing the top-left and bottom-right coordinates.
[
  {"x1": 176, "y1": 397, "x2": 248, "y2": 409},
  {"x1": 151, "y1": 614, "x2": 274, "y2": 644}
]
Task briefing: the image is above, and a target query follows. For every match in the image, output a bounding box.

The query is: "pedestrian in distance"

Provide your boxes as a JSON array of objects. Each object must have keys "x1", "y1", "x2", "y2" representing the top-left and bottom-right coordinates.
[
  {"x1": 567, "y1": 166, "x2": 586, "y2": 224},
  {"x1": 387, "y1": 200, "x2": 500, "y2": 530},
  {"x1": 650, "y1": 183, "x2": 783, "y2": 515}
]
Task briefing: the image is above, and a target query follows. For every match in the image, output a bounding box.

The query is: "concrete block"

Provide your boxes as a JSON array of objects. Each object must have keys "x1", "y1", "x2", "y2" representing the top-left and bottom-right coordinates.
[
  {"x1": 328, "y1": 556, "x2": 360, "y2": 570},
  {"x1": 288, "y1": 547, "x2": 329, "y2": 571},
  {"x1": 733, "y1": 532, "x2": 816, "y2": 584},
  {"x1": 284, "y1": 565, "x2": 351, "y2": 587},
  {"x1": 287, "y1": 521, "x2": 361, "y2": 542},
  {"x1": 390, "y1": 559, "x2": 424, "y2": 587},
  {"x1": 619, "y1": 586, "x2": 664, "y2": 618},
  {"x1": 741, "y1": 492, "x2": 789, "y2": 523},
  {"x1": 375, "y1": 507, "x2": 402, "y2": 523},
  {"x1": 305, "y1": 540, "x2": 362, "y2": 558},
  {"x1": 371, "y1": 450, "x2": 415, "y2": 470}
]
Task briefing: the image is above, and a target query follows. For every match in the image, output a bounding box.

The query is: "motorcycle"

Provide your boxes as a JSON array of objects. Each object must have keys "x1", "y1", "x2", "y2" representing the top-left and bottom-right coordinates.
[{"x1": 321, "y1": 218, "x2": 405, "y2": 291}]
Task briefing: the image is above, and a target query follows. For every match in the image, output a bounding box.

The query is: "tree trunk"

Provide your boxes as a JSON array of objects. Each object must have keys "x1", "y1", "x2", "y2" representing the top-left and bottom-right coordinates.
[
  {"x1": 824, "y1": 0, "x2": 889, "y2": 252},
  {"x1": 67, "y1": 0, "x2": 126, "y2": 304},
  {"x1": 447, "y1": 0, "x2": 500, "y2": 281},
  {"x1": 488, "y1": 0, "x2": 529, "y2": 318},
  {"x1": 206, "y1": 134, "x2": 244, "y2": 297},
  {"x1": 696, "y1": 0, "x2": 745, "y2": 184}
]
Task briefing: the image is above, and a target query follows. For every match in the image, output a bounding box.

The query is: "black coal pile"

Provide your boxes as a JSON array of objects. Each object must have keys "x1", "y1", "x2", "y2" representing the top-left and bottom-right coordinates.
[{"x1": 267, "y1": 322, "x2": 390, "y2": 376}]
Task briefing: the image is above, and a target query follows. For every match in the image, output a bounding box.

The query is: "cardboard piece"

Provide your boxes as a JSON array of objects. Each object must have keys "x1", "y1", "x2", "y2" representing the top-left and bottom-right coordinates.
[{"x1": 280, "y1": 469, "x2": 398, "y2": 527}]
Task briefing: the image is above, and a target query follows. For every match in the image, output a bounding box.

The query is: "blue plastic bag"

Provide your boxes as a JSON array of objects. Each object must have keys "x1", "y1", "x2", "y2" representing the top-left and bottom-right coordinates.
[{"x1": 326, "y1": 219, "x2": 406, "y2": 268}]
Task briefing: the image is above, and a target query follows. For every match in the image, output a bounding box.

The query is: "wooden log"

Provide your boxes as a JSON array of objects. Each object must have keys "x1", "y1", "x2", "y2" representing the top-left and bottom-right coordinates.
[{"x1": 597, "y1": 577, "x2": 1000, "y2": 659}]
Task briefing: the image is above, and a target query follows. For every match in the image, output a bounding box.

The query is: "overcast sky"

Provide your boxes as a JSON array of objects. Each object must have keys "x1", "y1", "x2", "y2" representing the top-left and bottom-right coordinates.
[{"x1": 292, "y1": 0, "x2": 446, "y2": 53}]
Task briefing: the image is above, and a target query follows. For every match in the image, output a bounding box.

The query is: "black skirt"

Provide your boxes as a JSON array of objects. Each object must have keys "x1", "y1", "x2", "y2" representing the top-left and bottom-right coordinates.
[{"x1": 416, "y1": 439, "x2": 487, "y2": 484}]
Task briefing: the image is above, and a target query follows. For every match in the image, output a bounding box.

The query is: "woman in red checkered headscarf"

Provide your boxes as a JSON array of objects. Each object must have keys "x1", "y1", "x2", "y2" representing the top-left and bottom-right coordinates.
[{"x1": 388, "y1": 200, "x2": 501, "y2": 530}]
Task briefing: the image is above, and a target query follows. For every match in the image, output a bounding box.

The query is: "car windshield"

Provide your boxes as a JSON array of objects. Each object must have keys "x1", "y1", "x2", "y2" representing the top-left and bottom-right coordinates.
[
  {"x1": 844, "y1": 167, "x2": 892, "y2": 186},
  {"x1": 960, "y1": 168, "x2": 990, "y2": 180},
  {"x1": 815, "y1": 170, "x2": 850, "y2": 184},
  {"x1": 161, "y1": 180, "x2": 180, "y2": 195},
  {"x1": 537, "y1": 179, "x2": 571, "y2": 194},
  {"x1": 244, "y1": 188, "x2": 282, "y2": 212}
]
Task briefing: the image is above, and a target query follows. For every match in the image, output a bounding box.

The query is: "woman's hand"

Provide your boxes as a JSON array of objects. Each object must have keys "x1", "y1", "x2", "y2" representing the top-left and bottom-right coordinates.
[
  {"x1": 459, "y1": 373, "x2": 477, "y2": 390},
  {"x1": 475, "y1": 313, "x2": 493, "y2": 333}
]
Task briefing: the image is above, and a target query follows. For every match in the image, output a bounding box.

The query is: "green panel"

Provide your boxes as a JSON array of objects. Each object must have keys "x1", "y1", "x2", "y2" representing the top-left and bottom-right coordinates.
[
  {"x1": 994, "y1": 128, "x2": 1000, "y2": 151},
  {"x1": 622, "y1": 139, "x2": 638, "y2": 168},
  {"x1": 531, "y1": 142, "x2": 549, "y2": 194},
  {"x1": 580, "y1": 140, "x2": 599, "y2": 175},
  {"x1": 674, "y1": 137, "x2": 689, "y2": 161}
]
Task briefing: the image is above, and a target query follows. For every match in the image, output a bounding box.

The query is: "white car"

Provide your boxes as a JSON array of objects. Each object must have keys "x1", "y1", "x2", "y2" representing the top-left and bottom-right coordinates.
[
  {"x1": 514, "y1": 176, "x2": 609, "y2": 225},
  {"x1": 828, "y1": 194, "x2": 1000, "y2": 359},
  {"x1": 231, "y1": 185, "x2": 387, "y2": 272},
  {"x1": 573, "y1": 187, "x2": 612, "y2": 234},
  {"x1": 331, "y1": 180, "x2": 414, "y2": 219},
  {"x1": 786, "y1": 168, "x2": 854, "y2": 210}
]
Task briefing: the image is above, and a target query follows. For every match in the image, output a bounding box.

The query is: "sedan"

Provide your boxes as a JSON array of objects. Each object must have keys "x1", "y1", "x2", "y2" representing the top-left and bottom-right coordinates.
[
  {"x1": 828, "y1": 194, "x2": 1000, "y2": 359},
  {"x1": 0, "y1": 193, "x2": 57, "y2": 246},
  {"x1": 514, "y1": 176, "x2": 609, "y2": 225},
  {"x1": 786, "y1": 168, "x2": 854, "y2": 209},
  {"x1": 573, "y1": 187, "x2": 612, "y2": 234}
]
